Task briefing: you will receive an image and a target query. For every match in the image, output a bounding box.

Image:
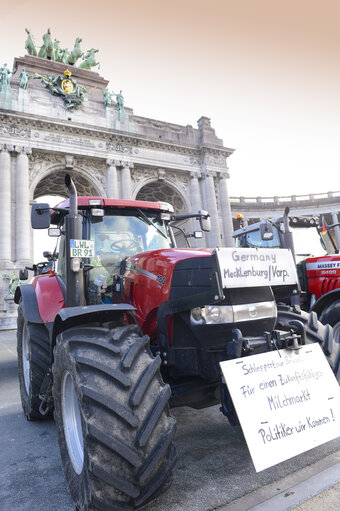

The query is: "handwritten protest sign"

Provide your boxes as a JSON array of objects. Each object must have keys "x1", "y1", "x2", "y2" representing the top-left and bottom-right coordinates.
[
  {"x1": 220, "y1": 344, "x2": 340, "y2": 472},
  {"x1": 215, "y1": 248, "x2": 298, "y2": 288}
]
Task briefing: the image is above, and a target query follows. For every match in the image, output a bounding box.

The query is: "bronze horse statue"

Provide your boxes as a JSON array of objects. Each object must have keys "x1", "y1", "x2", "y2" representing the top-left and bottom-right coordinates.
[
  {"x1": 38, "y1": 29, "x2": 54, "y2": 60},
  {"x1": 25, "y1": 28, "x2": 37, "y2": 57},
  {"x1": 66, "y1": 37, "x2": 83, "y2": 66},
  {"x1": 79, "y1": 48, "x2": 100, "y2": 70}
]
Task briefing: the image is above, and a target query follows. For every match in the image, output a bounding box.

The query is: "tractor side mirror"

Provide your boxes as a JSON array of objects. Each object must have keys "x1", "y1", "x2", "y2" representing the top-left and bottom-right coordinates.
[
  {"x1": 199, "y1": 210, "x2": 211, "y2": 232},
  {"x1": 194, "y1": 231, "x2": 203, "y2": 239},
  {"x1": 31, "y1": 203, "x2": 51, "y2": 229},
  {"x1": 260, "y1": 220, "x2": 274, "y2": 241},
  {"x1": 19, "y1": 268, "x2": 28, "y2": 280}
]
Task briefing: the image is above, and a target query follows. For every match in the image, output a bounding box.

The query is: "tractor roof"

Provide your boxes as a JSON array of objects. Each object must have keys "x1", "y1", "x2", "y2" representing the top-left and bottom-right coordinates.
[
  {"x1": 51, "y1": 196, "x2": 174, "y2": 224},
  {"x1": 54, "y1": 196, "x2": 173, "y2": 211}
]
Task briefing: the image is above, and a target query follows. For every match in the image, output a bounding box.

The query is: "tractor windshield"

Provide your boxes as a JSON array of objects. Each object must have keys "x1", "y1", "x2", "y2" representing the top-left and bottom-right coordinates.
[
  {"x1": 89, "y1": 210, "x2": 173, "y2": 276},
  {"x1": 55, "y1": 208, "x2": 174, "y2": 305},
  {"x1": 235, "y1": 225, "x2": 281, "y2": 249}
]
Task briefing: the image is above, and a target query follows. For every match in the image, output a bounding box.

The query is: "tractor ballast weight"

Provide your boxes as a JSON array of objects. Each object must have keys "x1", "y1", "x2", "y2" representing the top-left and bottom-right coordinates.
[{"x1": 16, "y1": 176, "x2": 340, "y2": 511}]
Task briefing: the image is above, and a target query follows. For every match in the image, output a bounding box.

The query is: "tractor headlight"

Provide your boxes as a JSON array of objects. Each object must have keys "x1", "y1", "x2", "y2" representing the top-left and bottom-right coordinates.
[
  {"x1": 190, "y1": 301, "x2": 277, "y2": 325},
  {"x1": 232, "y1": 301, "x2": 277, "y2": 322},
  {"x1": 205, "y1": 305, "x2": 233, "y2": 324},
  {"x1": 191, "y1": 307, "x2": 204, "y2": 323}
]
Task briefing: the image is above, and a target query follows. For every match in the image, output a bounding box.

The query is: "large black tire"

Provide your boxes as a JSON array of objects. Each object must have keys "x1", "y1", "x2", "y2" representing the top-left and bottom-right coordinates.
[
  {"x1": 17, "y1": 302, "x2": 52, "y2": 420},
  {"x1": 319, "y1": 299, "x2": 340, "y2": 344},
  {"x1": 52, "y1": 323, "x2": 176, "y2": 511},
  {"x1": 276, "y1": 304, "x2": 340, "y2": 382}
]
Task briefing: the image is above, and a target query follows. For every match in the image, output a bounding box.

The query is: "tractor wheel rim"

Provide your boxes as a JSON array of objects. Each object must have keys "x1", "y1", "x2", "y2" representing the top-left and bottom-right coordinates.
[
  {"x1": 332, "y1": 322, "x2": 340, "y2": 344},
  {"x1": 61, "y1": 371, "x2": 84, "y2": 474},
  {"x1": 22, "y1": 323, "x2": 30, "y2": 394}
]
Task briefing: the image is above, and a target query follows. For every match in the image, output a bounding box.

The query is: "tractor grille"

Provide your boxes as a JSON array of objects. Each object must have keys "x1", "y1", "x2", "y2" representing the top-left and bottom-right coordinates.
[
  {"x1": 170, "y1": 257, "x2": 215, "y2": 300},
  {"x1": 170, "y1": 256, "x2": 273, "y2": 305},
  {"x1": 321, "y1": 277, "x2": 340, "y2": 294}
]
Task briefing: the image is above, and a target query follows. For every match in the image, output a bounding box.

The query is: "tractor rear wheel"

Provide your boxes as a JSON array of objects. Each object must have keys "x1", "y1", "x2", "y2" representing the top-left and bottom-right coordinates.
[
  {"x1": 52, "y1": 323, "x2": 176, "y2": 511},
  {"x1": 17, "y1": 302, "x2": 52, "y2": 420},
  {"x1": 276, "y1": 304, "x2": 340, "y2": 381}
]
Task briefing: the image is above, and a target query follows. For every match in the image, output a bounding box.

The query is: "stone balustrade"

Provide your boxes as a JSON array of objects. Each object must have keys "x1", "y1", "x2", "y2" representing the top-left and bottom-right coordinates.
[{"x1": 230, "y1": 191, "x2": 340, "y2": 218}]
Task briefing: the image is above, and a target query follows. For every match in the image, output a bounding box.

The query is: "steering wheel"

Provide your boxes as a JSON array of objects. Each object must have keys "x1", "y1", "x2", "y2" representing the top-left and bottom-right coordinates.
[{"x1": 111, "y1": 238, "x2": 140, "y2": 252}]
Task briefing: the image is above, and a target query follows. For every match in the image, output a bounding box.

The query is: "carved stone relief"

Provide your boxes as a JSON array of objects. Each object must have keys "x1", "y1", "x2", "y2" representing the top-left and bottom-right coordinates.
[
  {"x1": 132, "y1": 168, "x2": 189, "y2": 194},
  {"x1": 106, "y1": 141, "x2": 139, "y2": 154},
  {"x1": 204, "y1": 155, "x2": 227, "y2": 167},
  {"x1": 29, "y1": 152, "x2": 105, "y2": 198},
  {"x1": 29, "y1": 152, "x2": 64, "y2": 185},
  {"x1": 131, "y1": 167, "x2": 156, "y2": 185},
  {"x1": 0, "y1": 123, "x2": 31, "y2": 139}
]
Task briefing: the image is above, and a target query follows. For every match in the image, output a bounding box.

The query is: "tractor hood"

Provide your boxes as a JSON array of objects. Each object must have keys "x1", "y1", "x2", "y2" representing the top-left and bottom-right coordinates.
[
  {"x1": 124, "y1": 247, "x2": 214, "y2": 300},
  {"x1": 123, "y1": 247, "x2": 299, "y2": 335},
  {"x1": 123, "y1": 248, "x2": 214, "y2": 329}
]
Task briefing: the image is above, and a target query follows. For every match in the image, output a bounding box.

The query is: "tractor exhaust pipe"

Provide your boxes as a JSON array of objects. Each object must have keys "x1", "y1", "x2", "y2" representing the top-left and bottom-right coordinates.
[
  {"x1": 65, "y1": 174, "x2": 85, "y2": 307},
  {"x1": 282, "y1": 207, "x2": 296, "y2": 263},
  {"x1": 282, "y1": 207, "x2": 300, "y2": 306},
  {"x1": 65, "y1": 173, "x2": 77, "y2": 217}
]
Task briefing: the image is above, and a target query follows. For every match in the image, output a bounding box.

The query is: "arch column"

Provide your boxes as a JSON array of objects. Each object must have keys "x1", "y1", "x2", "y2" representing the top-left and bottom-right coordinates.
[
  {"x1": 15, "y1": 147, "x2": 31, "y2": 264},
  {"x1": 190, "y1": 171, "x2": 203, "y2": 247},
  {"x1": 121, "y1": 161, "x2": 133, "y2": 199},
  {"x1": 218, "y1": 170, "x2": 234, "y2": 247},
  {"x1": 190, "y1": 171, "x2": 202, "y2": 212},
  {"x1": 202, "y1": 170, "x2": 222, "y2": 247},
  {"x1": 106, "y1": 158, "x2": 119, "y2": 199},
  {"x1": 0, "y1": 145, "x2": 12, "y2": 265}
]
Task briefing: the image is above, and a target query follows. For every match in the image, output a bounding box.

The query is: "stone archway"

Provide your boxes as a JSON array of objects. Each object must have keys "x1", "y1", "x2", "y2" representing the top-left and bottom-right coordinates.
[
  {"x1": 33, "y1": 170, "x2": 98, "y2": 199},
  {"x1": 31, "y1": 166, "x2": 105, "y2": 263},
  {"x1": 136, "y1": 180, "x2": 190, "y2": 247},
  {"x1": 30, "y1": 165, "x2": 105, "y2": 201},
  {"x1": 135, "y1": 181, "x2": 187, "y2": 214}
]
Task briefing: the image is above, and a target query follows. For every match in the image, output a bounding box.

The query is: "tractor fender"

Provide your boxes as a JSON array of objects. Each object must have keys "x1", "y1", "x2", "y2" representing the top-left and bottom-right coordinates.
[
  {"x1": 15, "y1": 274, "x2": 66, "y2": 324},
  {"x1": 311, "y1": 289, "x2": 340, "y2": 316},
  {"x1": 52, "y1": 303, "x2": 137, "y2": 348},
  {"x1": 32, "y1": 274, "x2": 66, "y2": 323},
  {"x1": 14, "y1": 284, "x2": 43, "y2": 323}
]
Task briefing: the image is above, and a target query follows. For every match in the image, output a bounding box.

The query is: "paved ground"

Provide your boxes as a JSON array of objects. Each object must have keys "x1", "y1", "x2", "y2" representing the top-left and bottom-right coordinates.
[
  {"x1": 1, "y1": 329, "x2": 340, "y2": 511},
  {"x1": 293, "y1": 482, "x2": 340, "y2": 511}
]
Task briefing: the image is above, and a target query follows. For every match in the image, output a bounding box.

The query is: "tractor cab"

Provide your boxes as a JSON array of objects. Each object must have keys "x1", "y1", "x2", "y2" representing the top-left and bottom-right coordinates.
[
  {"x1": 234, "y1": 221, "x2": 281, "y2": 249},
  {"x1": 29, "y1": 176, "x2": 211, "y2": 308},
  {"x1": 35, "y1": 197, "x2": 176, "y2": 306}
]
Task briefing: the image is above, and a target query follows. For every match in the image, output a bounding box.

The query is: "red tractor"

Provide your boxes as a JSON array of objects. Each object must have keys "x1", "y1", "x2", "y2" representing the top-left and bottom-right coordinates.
[
  {"x1": 233, "y1": 208, "x2": 340, "y2": 341},
  {"x1": 16, "y1": 176, "x2": 340, "y2": 511}
]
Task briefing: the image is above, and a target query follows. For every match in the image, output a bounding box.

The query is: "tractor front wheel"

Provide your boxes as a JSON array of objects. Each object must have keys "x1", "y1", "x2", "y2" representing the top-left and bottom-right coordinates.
[
  {"x1": 52, "y1": 322, "x2": 176, "y2": 511},
  {"x1": 276, "y1": 304, "x2": 340, "y2": 381}
]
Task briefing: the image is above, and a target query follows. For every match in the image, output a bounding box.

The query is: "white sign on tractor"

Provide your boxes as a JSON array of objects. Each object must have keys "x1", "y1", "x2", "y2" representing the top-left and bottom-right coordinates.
[
  {"x1": 220, "y1": 344, "x2": 340, "y2": 472},
  {"x1": 216, "y1": 247, "x2": 298, "y2": 288}
]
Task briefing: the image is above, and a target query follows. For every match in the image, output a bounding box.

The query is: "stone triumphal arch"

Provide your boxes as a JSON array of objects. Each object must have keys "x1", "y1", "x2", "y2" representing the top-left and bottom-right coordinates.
[{"x1": 0, "y1": 42, "x2": 235, "y2": 326}]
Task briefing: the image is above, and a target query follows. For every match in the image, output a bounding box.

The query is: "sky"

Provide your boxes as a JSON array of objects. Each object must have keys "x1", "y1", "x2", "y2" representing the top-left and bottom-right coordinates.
[{"x1": 1, "y1": 0, "x2": 340, "y2": 200}]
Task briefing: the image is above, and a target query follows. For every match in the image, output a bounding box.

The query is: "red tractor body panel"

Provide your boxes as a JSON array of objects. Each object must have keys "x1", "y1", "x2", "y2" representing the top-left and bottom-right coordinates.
[
  {"x1": 32, "y1": 273, "x2": 65, "y2": 323},
  {"x1": 305, "y1": 254, "x2": 340, "y2": 299},
  {"x1": 123, "y1": 248, "x2": 213, "y2": 337},
  {"x1": 55, "y1": 196, "x2": 167, "y2": 211}
]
